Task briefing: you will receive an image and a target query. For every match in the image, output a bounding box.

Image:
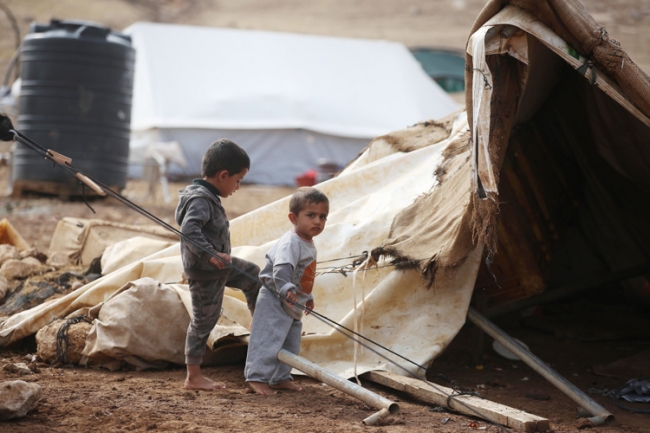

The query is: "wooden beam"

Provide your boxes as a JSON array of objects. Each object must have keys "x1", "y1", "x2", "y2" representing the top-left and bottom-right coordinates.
[{"x1": 363, "y1": 370, "x2": 550, "y2": 432}]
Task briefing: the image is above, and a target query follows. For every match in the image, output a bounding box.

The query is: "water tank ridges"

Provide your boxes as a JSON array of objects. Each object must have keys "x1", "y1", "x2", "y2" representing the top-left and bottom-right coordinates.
[{"x1": 12, "y1": 19, "x2": 135, "y2": 194}]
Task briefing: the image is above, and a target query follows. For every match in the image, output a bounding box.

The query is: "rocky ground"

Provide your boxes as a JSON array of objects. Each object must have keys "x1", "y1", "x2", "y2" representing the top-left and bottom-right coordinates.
[{"x1": 0, "y1": 310, "x2": 648, "y2": 432}]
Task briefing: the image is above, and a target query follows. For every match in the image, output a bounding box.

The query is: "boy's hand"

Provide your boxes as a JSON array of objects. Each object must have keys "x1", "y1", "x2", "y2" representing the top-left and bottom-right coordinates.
[
  {"x1": 304, "y1": 299, "x2": 314, "y2": 315},
  {"x1": 285, "y1": 290, "x2": 297, "y2": 305},
  {"x1": 209, "y1": 253, "x2": 231, "y2": 269}
]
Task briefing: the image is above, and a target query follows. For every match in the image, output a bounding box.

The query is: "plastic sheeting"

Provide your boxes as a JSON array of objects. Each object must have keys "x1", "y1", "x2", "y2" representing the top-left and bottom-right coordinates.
[{"x1": 0, "y1": 112, "x2": 480, "y2": 377}]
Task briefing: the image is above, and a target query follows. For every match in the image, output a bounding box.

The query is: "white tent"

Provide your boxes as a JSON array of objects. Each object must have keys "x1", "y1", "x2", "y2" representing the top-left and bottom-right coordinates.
[{"x1": 124, "y1": 22, "x2": 459, "y2": 185}]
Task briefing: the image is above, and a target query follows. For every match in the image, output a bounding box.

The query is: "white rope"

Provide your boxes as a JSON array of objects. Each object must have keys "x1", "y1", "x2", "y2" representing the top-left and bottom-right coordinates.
[{"x1": 351, "y1": 254, "x2": 378, "y2": 386}]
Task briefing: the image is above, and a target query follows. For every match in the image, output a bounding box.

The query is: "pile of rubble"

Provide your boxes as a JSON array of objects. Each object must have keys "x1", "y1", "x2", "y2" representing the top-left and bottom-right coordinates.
[
  {"x1": 0, "y1": 243, "x2": 93, "y2": 320},
  {"x1": 0, "y1": 219, "x2": 95, "y2": 421}
]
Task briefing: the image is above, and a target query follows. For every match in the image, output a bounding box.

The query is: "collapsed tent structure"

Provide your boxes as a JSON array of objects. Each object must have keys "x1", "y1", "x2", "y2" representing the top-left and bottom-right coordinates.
[
  {"x1": 0, "y1": 0, "x2": 649, "y2": 424},
  {"x1": 124, "y1": 22, "x2": 459, "y2": 185},
  {"x1": 1, "y1": 110, "x2": 476, "y2": 378},
  {"x1": 464, "y1": 0, "x2": 650, "y2": 307},
  {"x1": 376, "y1": 0, "x2": 650, "y2": 309}
]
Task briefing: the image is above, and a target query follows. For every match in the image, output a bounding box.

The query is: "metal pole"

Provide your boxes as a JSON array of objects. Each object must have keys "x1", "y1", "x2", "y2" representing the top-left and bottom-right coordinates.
[
  {"x1": 467, "y1": 307, "x2": 613, "y2": 425},
  {"x1": 277, "y1": 349, "x2": 399, "y2": 425}
]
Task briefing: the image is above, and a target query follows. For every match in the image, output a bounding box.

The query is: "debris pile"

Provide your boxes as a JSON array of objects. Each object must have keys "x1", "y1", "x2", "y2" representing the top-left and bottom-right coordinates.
[{"x1": 0, "y1": 242, "x2": 89, "y2": 319}]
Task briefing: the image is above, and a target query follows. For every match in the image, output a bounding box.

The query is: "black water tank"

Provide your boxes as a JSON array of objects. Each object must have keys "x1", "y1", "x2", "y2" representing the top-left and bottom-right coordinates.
[{"x1": 12, "y1": 19, "x2": 135, "y2": 195}]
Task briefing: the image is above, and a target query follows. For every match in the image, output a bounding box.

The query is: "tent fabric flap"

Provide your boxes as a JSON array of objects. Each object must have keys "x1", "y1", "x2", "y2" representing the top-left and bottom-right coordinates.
[
  {"x1": 370, "y1": 111, "x2": 479, "y2": 286},
  {"x1": 464, "y1": 0, "x2": 650, "y2": 256}
]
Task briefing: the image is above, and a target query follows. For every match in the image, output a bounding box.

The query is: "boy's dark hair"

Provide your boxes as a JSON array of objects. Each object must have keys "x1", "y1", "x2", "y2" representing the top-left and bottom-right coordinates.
[
  {"x1": 290, "y1": 187, "x2": 329, "y2": 215},
  {"x1": 202, "y1": 138, "x2": 250, "y2": 177}
]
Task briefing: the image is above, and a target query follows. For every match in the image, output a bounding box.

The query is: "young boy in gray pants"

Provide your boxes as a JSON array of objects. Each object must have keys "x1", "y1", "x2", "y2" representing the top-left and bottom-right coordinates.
[
  {"x1": 176, "y1": 138, "x2": 261, "y2": 391},
  {"x1": 245, "y1": 187, "x2": 329, "y2": 395}
]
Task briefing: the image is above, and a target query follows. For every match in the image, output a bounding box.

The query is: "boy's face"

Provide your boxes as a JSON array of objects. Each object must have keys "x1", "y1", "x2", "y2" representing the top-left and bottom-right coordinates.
[
  {"x1": 289, "y1": 201, "x2": 329, "y2": 241},
  {"x1": 205, "y1": 168, "x2": 248, "y2": 197}
]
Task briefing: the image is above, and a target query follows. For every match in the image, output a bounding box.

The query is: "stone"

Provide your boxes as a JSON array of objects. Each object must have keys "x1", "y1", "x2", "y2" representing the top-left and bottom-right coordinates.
[
  {"x1": 19, "y1": 248, "x2": 48, "y2": 263},
  {"x1": 0, "y1": 274, "x2": 7, "y2": 302},
  {"x1": 1, "y1": 259, "x2": 36, "y2": 279},
  {"x1": 21, "y1": 257, "x2": 42, "y2": 268},
  {"x1": 1, "y1": 363, "x2": 32, "y2": 375},
  {"x1": 577, "y1": 418, "x2": 595, "y2": 429},
  {"x1": 46, "y1": 251, "x2": 71, "y2": 268},
  {"x1": 0, "y1": 380, "x2": 42, "y2": 420},
  {"x1": 0, "y1": 244, "x2": 19, "y2": 267},
  {"x1": 36, "y1": 318, "x2": 93, "y2": 364}
]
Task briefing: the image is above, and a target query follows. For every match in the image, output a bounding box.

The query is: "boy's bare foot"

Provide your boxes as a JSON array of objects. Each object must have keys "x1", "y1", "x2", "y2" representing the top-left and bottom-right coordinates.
[
  {"x1": 248, "y1": 381, "x2": 277, "y2": 395},
  {"x1": 270, "y1": 381, "x2": 303, "y2": 392},
  {"x1": 184, "y1": 375, "x2": 226, "y2": 391}
]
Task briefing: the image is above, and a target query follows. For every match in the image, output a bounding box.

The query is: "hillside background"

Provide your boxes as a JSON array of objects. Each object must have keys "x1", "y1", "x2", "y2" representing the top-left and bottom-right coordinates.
[{"x1": 1, "y1": 0, "x2": 649, "y2": 98}]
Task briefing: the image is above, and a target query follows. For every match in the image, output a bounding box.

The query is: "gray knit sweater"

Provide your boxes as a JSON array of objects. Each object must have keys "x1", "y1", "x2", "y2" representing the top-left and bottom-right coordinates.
[{"x1": 175, "y1": 181, "x2": 231, "y2": 280}]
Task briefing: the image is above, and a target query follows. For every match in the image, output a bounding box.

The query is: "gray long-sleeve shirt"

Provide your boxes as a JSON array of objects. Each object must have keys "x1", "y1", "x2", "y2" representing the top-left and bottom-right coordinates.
[
  {"x1": 259, "y1": 230, "x2": 317, "y2": 320},
  {"x1": 175, "y1": 180, "x2": 231, "y2": 280}
]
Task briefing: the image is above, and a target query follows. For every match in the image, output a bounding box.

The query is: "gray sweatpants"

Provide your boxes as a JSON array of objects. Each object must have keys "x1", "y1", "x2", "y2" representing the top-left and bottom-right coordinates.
[
  {"x1": 244, "y1": 287, "x2": 302, "y2": 385},
  {"x1": 185, "y1": 257, "x2": 261, "y2": 365}
]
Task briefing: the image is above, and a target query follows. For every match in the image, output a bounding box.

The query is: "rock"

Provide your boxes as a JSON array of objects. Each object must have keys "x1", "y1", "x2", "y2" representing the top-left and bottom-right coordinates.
[
  {"x1": 1, "y1": 259, "x2": 40, "y2": 280},
  {"x1": 0, "y1": 279, "x2": 60, "y2": 317},
  {"x1": 0, "y1": 244, "x2": 19, "y2": 267},
  {"x1": 21, "y1": 257, "x2": 42, "y2": 268},
  {"x1": 577, "y1": 418, "x2": 595, "y2": 429},
  {"x1": 46, "y1": 251, "x2": 71, "y2": 268},
  {"x1": 2, "y1": 363, "x2": 32, "y2": 375},
  {"x1": 0, "y1": 380, "x2": 42, "y2": 420},
  {"x1": 36, "y1": 318, "x2": 93, "y2": 364},
  {"x1": 19, "y1": 248, "x2": 48, "y2": 263},
  {"x1": 0, "y1": 274, "x2": 7, "y2": 302}
]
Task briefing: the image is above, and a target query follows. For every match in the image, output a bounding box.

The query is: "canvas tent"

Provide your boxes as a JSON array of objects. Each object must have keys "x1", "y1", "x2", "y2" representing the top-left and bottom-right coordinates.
[
  {"x1": 124, "y1": 22, "x2": 459, "y2": 185},
  {"x1": 376, "y1": 0, "x2": 650, "y2": 310}
]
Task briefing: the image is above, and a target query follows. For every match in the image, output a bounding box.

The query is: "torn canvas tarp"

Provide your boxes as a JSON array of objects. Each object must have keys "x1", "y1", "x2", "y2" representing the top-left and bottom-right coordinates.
[
  {"x1": 48, "y1": 218, "x2": 178, "y2": 266},
  {"x1": 101, "y1": 236, "x2": 177, "y2": 276},
  {"x1": 0, "y1": 111, "x2": 480, "y2": 378},
  {"x1": 79, "y1": 277, "x2": 252, "y2": 370}
]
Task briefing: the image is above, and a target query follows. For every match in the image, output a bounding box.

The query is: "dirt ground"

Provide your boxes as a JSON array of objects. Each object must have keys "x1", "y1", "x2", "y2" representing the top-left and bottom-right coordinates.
[
  {"x1": 0, "y1": 164, "x2": 649, "y2": 433},
  {"x1": 0, "y1": 296, "x2": 648, "y2": 433},
  {"x1": 1, "y1": 1, "x2": 650, "y2": 432}
]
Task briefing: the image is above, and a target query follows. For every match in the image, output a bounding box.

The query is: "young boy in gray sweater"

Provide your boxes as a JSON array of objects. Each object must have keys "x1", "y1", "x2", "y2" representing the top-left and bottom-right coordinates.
[
  {"x1": 245, "y1": 187, "x2": 329, "y2": 395},
  {"x1": 175, "y1": 138, "x2": 261, "y2": 391}
]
